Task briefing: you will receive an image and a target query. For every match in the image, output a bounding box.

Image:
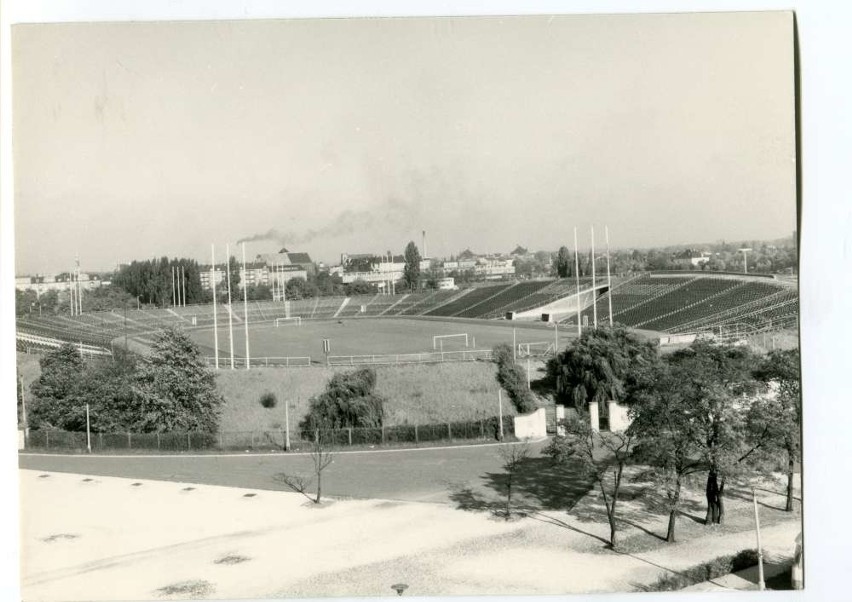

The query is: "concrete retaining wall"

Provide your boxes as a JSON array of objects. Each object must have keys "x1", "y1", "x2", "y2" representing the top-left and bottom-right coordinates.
[{"x1": 513, "y1": 408, "x2": 547, "y2": 440}]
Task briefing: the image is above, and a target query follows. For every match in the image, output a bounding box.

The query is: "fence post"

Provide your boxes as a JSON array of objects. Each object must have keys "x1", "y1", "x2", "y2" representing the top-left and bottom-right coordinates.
[
  {"x1": 99, "y1": 432, "x2": 104, "y2": 449},
  {"x1": 251, "y1": 432, "x2": 256, "y2": 448},
  {"x1": 187, "y1": 432, "x2": 191, "y2": 451},
  {"x1": 348, "y1": 427, "x2": 353, "y2": 446},
  {"x1": 448, "y1": 423, "x2": 452, "y2": 440},
  {"x1": 480, "y1": 419, "x2": 485, "y2": 438},
  {"x1": 414, "y1": 424, "x2": 419, "y2": 444},
  {"x1": 381, "y1": 426, "x2": 385, "y2": 444},
  {"x1": 218, "y1": 432, "x2": 223, "y2": 449},
  {"x1": 315, "y1": 429, "x2": 319, "y2": 444},
  {"x1": 46, "y1": 430, "x2": 50, "y2": 449}
]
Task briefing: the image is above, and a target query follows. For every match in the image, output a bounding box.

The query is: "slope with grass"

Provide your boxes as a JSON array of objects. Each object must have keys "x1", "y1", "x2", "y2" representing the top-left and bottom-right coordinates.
[{"x1": 215, "y1": 361, "x2": 513, "y2": 432}]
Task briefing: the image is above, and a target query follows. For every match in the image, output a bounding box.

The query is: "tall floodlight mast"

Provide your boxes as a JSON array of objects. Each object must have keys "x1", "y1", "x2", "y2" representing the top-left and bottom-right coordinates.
[
  {"x1": 573, "y1": 227, "x2": 581, "y2": 337},
  {"x1": 605, "y1": 226, "x2": 614, "y2": 327},
  {"x1": 591, "y1": 226, "x2": 597, "y2": 329},
  {"x1": 211, "y1": 245, "x2": 219, "y2": 370},
  {"x1": 226, "y1": 243, "x2": 235, "y2": 370},
  {"x1": 242, "y1": 243, "x2": 250, "y2": 370},
  {"x1": 739, "y1": 248, "x2": 753, "y2": 274}
]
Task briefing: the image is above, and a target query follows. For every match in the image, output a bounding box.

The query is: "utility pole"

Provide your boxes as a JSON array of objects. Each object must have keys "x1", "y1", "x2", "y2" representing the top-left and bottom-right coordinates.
[
  {"x1": 226, "y1": 244, "x2": 235, "y2": 369},
  {"x1": 85, "y1": 403, "x2": 92, "y2": 454},
  {"x1": 573, "y1": 227, "x2": 581, "y2": 337},
  {"x1": 242, "y1": 242, "x2": 250, "y2": 370},
  {"x1": 605, "y1": 225, "x2": 614, "y2": 327},
  {"x1": 181, "y1": 265, "x2": 186, "y2": 307},
  {"x1": 591, "y1": 225, "x2": 597, "y2": 328},
  {"x1": 285, "y1": 401, "x2": 291, "y2": 451},
  {"x1": 739, "y1": 248, "x2": 753, "y2": 275},
  {"x1": 752, "y1": 487, "x2": 766, "y2": 590},
  {"x1": 172, "y1": 266, "x2": 176, "y2": 307},
  {"x1": 498, "y1": 390, "x2": 504, "y2": 440},
  {"x1": 211, "y1": 244, "x2": 219, "y2": 369}
]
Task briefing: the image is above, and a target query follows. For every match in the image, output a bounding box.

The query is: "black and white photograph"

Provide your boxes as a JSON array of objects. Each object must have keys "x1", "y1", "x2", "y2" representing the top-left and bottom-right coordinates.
[{"x1": 3, "y1": 1, "x2": 847, "y2": 600}]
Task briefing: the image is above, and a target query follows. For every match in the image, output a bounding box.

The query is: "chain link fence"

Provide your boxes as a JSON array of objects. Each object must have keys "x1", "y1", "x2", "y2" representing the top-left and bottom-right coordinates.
[{"x1": 23, "y1": 415, "x2": 517, "y2": 453}]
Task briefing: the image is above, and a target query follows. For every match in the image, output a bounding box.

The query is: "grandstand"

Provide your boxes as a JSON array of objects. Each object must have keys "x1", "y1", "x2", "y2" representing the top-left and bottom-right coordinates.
[
  {"x1": 14, "y1": 272, "x2": 798, "y2": 352},
  {"x1": 571, "y1": 273, "x2": 798, "y2": 334}
]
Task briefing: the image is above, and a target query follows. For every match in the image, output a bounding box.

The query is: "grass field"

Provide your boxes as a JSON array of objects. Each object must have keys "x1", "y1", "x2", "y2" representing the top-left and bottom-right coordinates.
[
  {"x1": 215, "y1": 361, "x2": 524, "y2": 432},
  {"x1": 188, "y1": 317, "x2": 563, "y2": 362}
]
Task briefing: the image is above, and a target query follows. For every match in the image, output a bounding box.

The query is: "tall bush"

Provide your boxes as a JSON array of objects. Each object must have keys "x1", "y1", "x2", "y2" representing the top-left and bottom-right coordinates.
[
  {"x1": 301, "y1": 368, "x2": 386, "y2": 430},
  {"x1": 492, "y1": 343, "x2": 537, "y2": 413}
]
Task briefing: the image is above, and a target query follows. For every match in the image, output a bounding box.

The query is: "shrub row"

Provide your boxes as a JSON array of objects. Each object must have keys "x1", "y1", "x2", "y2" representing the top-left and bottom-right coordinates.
[{"x1": 638, "y1": 549, "x2": 759, "y2": 592}]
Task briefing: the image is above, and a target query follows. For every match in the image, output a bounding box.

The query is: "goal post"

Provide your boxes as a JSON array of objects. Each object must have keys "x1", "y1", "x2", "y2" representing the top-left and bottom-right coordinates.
[
  {"x1": 275, "y1": 317, "x2": 302, "y2": 327},
  {"x1": 432, "y1": 333, "x2": 469, "y2": 350}
]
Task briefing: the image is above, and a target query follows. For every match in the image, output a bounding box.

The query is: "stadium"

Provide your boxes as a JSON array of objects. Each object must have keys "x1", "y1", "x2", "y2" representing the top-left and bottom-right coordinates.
[{"x1": 15, "y1": 269, "x2": 799, "y2": 365}]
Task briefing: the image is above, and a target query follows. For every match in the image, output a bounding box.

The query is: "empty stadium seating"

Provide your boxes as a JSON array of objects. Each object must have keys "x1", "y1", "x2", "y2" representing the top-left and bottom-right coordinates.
[{"x1": 424, "y1": 284, "x2": 512, "y2": 317}]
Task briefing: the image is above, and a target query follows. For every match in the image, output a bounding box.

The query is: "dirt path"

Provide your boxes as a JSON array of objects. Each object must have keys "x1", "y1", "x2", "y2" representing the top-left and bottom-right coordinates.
[{"x1": 20, "y1": 469, "x2": 800, "y2": 599}]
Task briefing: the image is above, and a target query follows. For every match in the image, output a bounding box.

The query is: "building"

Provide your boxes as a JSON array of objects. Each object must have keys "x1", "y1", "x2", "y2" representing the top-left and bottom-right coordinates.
[
  {"x1": 15, "y1": 273, "x2": 103, "y2": 294},
  {"x1": 256, "y1": 248, "x2": 315, "y2": 278},
  {"x1": 673, "y1": 249, "x2": 711, "y2": 268},
  {"x1": 437, "y1": 277, "x2": 457, "y2": 290},
  {"x1": 339, "y1": 253, "x2": 430, "y2": 291}
]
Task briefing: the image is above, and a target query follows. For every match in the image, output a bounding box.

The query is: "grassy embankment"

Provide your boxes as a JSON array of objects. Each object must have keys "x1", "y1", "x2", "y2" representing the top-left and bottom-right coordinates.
[
  {"x1": 17, "y1": 352, "x2": 537, "y2": 432},
  {"x1": 216, "y1": 361, "x2": 516, "y2": 432}
]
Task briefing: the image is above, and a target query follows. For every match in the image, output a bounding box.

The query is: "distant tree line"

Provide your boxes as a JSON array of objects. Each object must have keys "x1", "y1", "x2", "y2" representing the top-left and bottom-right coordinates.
[{"x1": 112, "y1": 257, "x2": 205, "y2": 306}]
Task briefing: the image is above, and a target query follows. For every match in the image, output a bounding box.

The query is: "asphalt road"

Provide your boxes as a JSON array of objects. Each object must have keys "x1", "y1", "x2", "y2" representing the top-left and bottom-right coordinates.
[{"x1": 19, "y1": 440, "x2": 558, "y2": 504}]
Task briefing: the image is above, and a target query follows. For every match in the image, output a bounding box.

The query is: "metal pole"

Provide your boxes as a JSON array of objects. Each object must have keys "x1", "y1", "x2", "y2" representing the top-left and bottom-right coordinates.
[
  {"x1": 226, "y1": 244, "x2": 235, "y2": 370},
  {"x1": 242, "y1": 242, "x2": 250, "y2": 370},
  {"x1": 605, "y1": 225, "x2": 613, "y2": 327},
  {"x1": 211, "y1": 244, "x2": 219, "y2": 369},
  {"x1": 574, "y1": 227, "x2": 581, "y2": 337},
  {"x1": 753, "y1": 487, "x2": 766, "y2": 590},
  {"x1": 555, "y1": 320, "x2": 559, "y2": 352},
  {"x1": 285, "y1": 401, "x2": 291, "y2": 451},
  {"x1": 19, "y1": 374, "x2": 28, "y2": 448},
  {"x1": 498, "y1": 390, "x2": 504, "y2": 440},
  {"x1": 527, "y1": 357, "x2": 531, "y2": 390},
  {"x1": 513, "y1": 328, "x2": 517, "y2": 362},
  {"x1": 591, "y1": 225, "x2": 597, "y2": 328},
  {"x1": 172, "y1": 266, "x2": 176, "y2": 307},
  {"x1": 181, "y1": 265, "x2": 186, "y2": 306},
  {"x1": 85, "y1": 403, "x2": 92, "y2": 453},
  {"x1": 69, "y1": 271, "x2": 75, "y2": 316}
]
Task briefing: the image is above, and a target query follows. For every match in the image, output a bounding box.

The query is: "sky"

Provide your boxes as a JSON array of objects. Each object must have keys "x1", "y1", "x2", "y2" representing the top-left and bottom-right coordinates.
[{"x1": 11, "y1": 12, "x2": 796, "y2": 274}]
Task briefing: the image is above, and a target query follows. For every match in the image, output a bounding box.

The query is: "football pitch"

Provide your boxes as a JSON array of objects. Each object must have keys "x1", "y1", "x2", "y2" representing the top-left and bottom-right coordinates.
[{"x1": 187, "y1": 317, "x2": 565, "y2": 361}]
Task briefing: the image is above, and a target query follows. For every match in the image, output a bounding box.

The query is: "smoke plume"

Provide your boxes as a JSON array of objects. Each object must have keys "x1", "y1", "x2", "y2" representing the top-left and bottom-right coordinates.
[{"x1": 237, "y1": 199, "x2": 423, "y2": 247}]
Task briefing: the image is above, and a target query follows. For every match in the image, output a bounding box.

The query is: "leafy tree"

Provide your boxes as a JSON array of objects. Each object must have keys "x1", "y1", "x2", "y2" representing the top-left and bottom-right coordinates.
[
  {"x1": 546, "y1": 416, "x2": 633, "y2": 548},
  {"x1": 133, "y1": 327, "x2": 224, "y2": 433},
  {"x1": 546, "y1": 325, "x2": 658, "y2": 411},
  {"x1": 285, "y1": 277, "x2": 316, "y2": 300},
  {"x1": 301, "y1": 368, "x2": 386, "y2": 430},
  {"x1": 492, "y1": 343, "x2": 537, "y2": 414},
  {"x1": 344, "y1": 279, "x2": 377, "y2": 296},
  {"x1": 664, "y1": 341, "x2": 759, "y2": 525},
  {"x1": 227, "y1": 255, "x2": 241, "y2": 296},
  {"x1": 555, "y1": 246, "x2": 571, "y2": 278},
  {"x1": 747, "y1": 349, "x2": 801, "y2": 511},
  {"x1": 628, "y1": 358, "x2": 707, "y2": 542},
  {"x1": 28, "y1": 344, "x2": 87, "y2": 430},
  {"x1": 78, "y1": 347, "x2": 140, "y2": 432},
  {"x1": 498, "y1": 442, "x2": 532, "y2": 520},
  {"x1": 403, "y1": 241, "x2": 422, "y2": 291}
]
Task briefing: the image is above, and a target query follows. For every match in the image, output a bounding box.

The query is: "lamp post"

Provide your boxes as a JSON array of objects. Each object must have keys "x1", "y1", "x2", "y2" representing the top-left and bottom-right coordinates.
[{"x1": 738, "y1": 248, "x2": 753, "y2": 274}]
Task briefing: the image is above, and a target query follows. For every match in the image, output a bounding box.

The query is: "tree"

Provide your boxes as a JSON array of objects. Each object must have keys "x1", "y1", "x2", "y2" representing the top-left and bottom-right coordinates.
[
  {"x1": 78, "y1": 348, "x2": 140, "y2": 432},
  {"x1": 546, "y1": 416, "x2": 633, "y2": 548},
  {"x1": 285, "y1": 277, "x2": 316, "y2": 300},
  {"x1": 344, "y1": 279, "x2": 377, "y2": 296},
  {"x1": 628, "y1": 358, "x2": 707, "y2": 543},
  {"x1": 301, "y1": 368, "x2": 386, "y2": 430},
  {"x1": 492, "y1": 343, "x2": 537, "y2": 413},
  {"x1": 748, "y1": 349, "x2": 801, "y2": 512},
  {"x1": 133, "y1": 327, "x2": 224, "y2": 433},
  {"x1": 665, "y1": 341, "x2": 759, "y2": 525},
  {"x1": 403, "y1": 241, "x2": 422, "y2": 291},
  {"x1": 546, "y1": 325, "x2": 658, "y2": 411},
  {"x1": 28, "y1": 344, "x2": 87, "y2": 431},
  {"x1": 275, "y1": 432, "x2": 334, "y2": 504},
  {"x1": 498, "y1": 442, "x2": 532, "y2": 520},
  {"x1": 555, "y1": 246, "x2": 571, "y2": 278}
]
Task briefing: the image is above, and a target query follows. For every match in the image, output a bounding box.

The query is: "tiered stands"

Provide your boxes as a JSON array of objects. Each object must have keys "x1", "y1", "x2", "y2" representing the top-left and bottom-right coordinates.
[
  {"x1": 456, "y1": 280, "x2": 552, "y2": 319},
  {"x1": 398, "y1": 290, "x2": 469, "y2": 315},
  {"x1": 425, "y1": 284, "x2": 512, "y2": 317},
  {"x1": 573, "y1": 273, "x2": 799, "y2": 334},
  {"x1": 507, "y1": 278, "x2": 593, "y2": 315}
]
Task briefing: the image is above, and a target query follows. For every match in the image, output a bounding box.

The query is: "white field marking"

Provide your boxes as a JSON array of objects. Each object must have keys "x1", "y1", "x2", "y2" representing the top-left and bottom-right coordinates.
[{"x1": 19, "y1": 437, "x2": 548, "y2": 460}]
